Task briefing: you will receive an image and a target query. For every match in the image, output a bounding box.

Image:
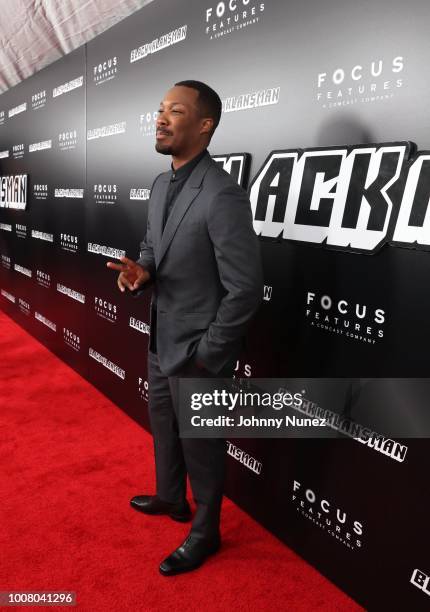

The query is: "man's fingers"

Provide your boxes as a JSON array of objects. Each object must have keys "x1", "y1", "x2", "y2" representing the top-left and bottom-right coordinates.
[
  {"x1": 117, "y1": 276, "x2": 126, "y2": 293},
  {"x1": 132, "y1": 275, "x2": 147, "y2": 290},
  {"x1": 108, "y1": 257, "x2": 144, "y2": 292},
  {"x1": 132, "y1": 268, "x2": 151, "y2": 289},
  {"x1": 119, "y1": 256, "x2": 136, "y2": 267},
  {"x1": 106, "y1": 261, "x2": 125, "y2": 272},
  {"x1": 118, "y1": 273, "x2": 134, "y2": 292}
]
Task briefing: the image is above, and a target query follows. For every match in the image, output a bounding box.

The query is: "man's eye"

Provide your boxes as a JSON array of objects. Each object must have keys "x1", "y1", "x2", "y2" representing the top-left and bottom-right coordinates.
[
  {"x1": 157, "y1": 109, "x2": 163, "y2": 114},
  {"x1": 172, "y1": 110, "x2": 182, "y2": 114}
]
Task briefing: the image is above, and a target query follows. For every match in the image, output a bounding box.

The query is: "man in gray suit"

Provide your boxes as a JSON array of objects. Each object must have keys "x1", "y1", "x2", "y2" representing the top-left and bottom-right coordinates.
[{"x1": 107, "y1": 81, "x2": 263, "y2": 575}]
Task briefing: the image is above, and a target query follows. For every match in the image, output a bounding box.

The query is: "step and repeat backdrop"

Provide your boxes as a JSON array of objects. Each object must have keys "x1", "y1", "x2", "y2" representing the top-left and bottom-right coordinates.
[{"x1": 1, "y1": 0, "x2": 430, "y2": 607}]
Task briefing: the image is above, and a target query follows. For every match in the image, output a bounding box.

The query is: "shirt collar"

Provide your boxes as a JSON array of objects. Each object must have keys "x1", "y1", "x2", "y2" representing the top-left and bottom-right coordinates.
[{"x1": 170, "y1": 149, "x2": 208, "y2": 182}]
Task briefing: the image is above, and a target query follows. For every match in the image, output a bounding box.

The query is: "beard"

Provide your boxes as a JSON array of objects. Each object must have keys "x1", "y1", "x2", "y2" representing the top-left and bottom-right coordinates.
[{"x1": 155, "y1": 141, "x2": 174, "y2": 155}]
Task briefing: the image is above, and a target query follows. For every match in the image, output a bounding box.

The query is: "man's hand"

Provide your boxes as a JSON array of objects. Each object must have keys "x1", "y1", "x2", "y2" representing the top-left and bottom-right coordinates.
[{"x1": 106, "y1": 256, "x2": 150, "y2": 293}]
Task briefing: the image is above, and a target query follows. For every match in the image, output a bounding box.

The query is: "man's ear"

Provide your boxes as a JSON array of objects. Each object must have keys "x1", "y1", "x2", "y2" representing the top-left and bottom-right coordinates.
[{"x1": 200, "y1": 118, "x2": 214, "y2": 136}]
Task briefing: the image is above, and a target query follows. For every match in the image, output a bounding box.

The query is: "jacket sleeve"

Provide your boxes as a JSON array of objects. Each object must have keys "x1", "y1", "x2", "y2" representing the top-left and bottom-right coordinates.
[
  {"x1": 136, "y1": 210, "x2": 156, "y2": 280},
  {"x1": 130, "y1": 179, "x2": 158, "y2": 297},
  {"x1": 194, "y1": 184, "x2": 264, "y2": 372}
]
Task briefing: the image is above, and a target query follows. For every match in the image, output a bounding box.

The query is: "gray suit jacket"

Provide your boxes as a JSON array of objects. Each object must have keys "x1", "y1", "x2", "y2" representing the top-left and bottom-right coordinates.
[{"x1": 136, "y1": 150, "x2": 263, "y2": 376}]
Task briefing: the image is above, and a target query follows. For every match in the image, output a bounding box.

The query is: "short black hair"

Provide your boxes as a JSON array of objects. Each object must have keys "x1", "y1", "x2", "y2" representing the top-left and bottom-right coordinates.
[{"x1": 174, "y1": 80, "x2": 222, "y2": 136}]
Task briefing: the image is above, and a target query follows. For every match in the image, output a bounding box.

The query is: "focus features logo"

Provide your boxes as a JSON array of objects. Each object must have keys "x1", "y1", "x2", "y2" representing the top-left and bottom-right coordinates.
[
  {"x1": 12, "y1": 144, "x2": 24, "y2": 159},
  {"x1": 58, "y1": 130, "x2": 78, "y2": 151},
  {"x1": 93, "y1": 183, "x2": 118, "y2": 205},
  {"x1": 93, "y1": 56, "x2": 118, "y2": 85},
  {"x1": 1, "y1": 254, "x2": 11, "y2": 270},
  {"x1": 205, "y1": 0, "x2": 265, "y2": 40},
  {"x1": 292, "y1": 480, "x2": 363, "y2": 550},
  {"x1": 63, "y1": 327, "x2": 80, "y2": 352},
  {"x1": 411, "y1": 569, "x2": 430, "y2": 597},
  {"x1": 139, "y1": 111, "x2": 157, "y2": 137},
  {"x1": 60, "y1": 234, "x2": 79, "y2": 253},
  {"x1": 36, "y1": 269, "x2": 51, "y2": 288},
  {"x1": 94, "y1": 296, "x2": 118, "y2": 323},
  {"x1": 306, "y1": 291, "x2": 385, "y2": 345},
  {"x1": 316, "y1": 56, "x2": 404, "y2": 108},
  {"x1": 34, "y1": 184, "x2": 48, "y2": 200},
  {"x1": 138, "y1": 377, "x2": 149, "y2": 402},
  {"x1": 32, "y1": 89, "x2": 47, "y2": 110},
  {"x1": 15, "y1": 223, "x2": 27, "y2": 239},
  {"x1": 18, "y1": 298, "x2": 30, "y2": 315}
]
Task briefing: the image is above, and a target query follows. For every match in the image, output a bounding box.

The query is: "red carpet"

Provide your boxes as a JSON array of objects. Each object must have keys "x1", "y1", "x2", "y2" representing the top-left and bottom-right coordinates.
[{"x1": 0, "y1": 310, "x2": 362, "y2": 611}]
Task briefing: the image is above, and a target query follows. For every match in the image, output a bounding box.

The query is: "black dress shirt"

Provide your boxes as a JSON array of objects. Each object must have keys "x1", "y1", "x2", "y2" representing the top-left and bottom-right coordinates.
[{"x1": 162, "y1": 148, "x2": 207, "y2": 231}]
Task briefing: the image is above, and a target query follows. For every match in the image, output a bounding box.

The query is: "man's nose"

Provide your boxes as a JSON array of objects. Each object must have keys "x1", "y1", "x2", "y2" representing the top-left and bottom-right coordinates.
[{"x1": 156, "y1": 113, "x2": 168, "y2": 127}]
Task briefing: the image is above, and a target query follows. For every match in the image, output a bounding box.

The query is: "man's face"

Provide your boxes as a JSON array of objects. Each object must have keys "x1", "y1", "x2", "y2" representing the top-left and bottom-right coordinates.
[{"x1": 155, "y1": 86, "x2": 208, "y2": 156}]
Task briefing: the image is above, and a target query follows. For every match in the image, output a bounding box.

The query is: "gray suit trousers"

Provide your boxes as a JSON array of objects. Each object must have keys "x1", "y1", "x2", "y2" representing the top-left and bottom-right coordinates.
[{"x1": 147, "y1": 348, "x2": 235, "y2": 540}]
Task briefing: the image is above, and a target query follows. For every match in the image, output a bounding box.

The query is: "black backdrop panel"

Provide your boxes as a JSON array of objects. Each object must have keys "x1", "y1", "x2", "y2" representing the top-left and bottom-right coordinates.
[
  {"x1": 0, "y1": 47, "x2": 87, "y2": 372},
  {"x1": 2, "y1": 0, "x2": 430, "y2": 608}
]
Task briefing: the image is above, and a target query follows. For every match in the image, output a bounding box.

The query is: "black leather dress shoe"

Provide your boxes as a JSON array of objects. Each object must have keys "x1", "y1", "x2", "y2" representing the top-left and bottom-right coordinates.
[
  {"x1": 159, "y1": 534, "x2": 221, "y2": 576},
  {"x1": 130, "y1": 495, "x2": 191, "y2": 522}
]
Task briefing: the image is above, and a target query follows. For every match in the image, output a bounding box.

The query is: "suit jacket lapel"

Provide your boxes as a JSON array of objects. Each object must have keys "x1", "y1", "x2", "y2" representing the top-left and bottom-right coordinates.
[{"x1": 157, "y1": 152, "x2": 213, "y2": 268}]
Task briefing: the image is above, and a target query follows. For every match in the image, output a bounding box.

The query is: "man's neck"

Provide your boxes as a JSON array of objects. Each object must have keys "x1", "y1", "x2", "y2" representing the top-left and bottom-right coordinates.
[{"x1": 171, "y1": 147, "x2": 207, "y2": 170}]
